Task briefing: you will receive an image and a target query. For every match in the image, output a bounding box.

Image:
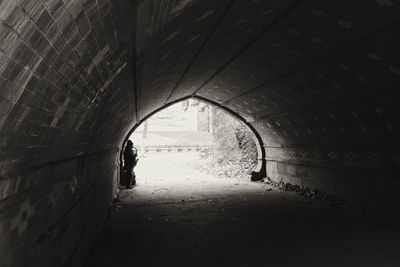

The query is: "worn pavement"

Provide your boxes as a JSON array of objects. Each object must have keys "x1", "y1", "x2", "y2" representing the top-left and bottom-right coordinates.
[{"x1": 86, "y1": 153, "x2": 400, "y2": 267}]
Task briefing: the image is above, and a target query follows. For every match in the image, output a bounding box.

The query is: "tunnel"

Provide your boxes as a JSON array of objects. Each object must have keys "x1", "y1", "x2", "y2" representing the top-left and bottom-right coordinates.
[{"x1": 0, "y1": 0, "x2": 399, "y2": 266}]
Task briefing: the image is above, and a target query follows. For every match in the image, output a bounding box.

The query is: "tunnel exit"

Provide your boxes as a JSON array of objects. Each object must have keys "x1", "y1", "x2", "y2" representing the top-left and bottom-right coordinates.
[{"x1": 120, "y1": 98, "x2": 261, "y2": 189}]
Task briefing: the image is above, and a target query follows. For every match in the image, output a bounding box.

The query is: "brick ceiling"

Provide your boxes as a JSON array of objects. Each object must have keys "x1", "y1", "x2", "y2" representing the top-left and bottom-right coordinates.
[{"x1": 0, "y1": 0, "x2": 399, "y2": 174}]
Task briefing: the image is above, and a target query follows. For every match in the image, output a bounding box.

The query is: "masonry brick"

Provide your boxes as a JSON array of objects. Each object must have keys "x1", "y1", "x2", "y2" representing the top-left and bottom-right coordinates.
[{"x1": 1, "y1": 1, "x2": 400, "y2": 266}]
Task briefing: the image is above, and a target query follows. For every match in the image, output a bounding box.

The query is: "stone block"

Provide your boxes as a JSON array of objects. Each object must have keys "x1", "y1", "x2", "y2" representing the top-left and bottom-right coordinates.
[
  {"x1": 276, "y1": 162, "x2": 286, "y2": 174},
  {"x1": 286, "y1": 164, "x2": 296, "y2": 176}
]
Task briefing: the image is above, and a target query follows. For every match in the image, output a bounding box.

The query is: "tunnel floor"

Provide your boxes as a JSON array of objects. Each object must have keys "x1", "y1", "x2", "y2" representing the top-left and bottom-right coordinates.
[{"x1": 86, "y1": 157, "x2": 400, "y2": 267}]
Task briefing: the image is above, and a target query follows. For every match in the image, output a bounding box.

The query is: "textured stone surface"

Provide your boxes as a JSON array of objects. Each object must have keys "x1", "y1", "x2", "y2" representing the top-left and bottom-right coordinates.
[
  {"x1": 0, "y1": 0, "x2": 399, "y2": 266},
  {"x1": 87, "y1": 171, "x2": 400, "y2": 267}
]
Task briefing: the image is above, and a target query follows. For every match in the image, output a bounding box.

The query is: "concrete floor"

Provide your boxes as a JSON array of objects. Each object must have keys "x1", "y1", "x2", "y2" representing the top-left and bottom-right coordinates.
[{"x1": 86, "y1": 154, "x2": 400, "y2": 267}]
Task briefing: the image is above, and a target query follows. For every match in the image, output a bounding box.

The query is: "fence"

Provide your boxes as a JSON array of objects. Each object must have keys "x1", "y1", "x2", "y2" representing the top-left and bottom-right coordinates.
[{"x1": 136, "y1": 145, "x2": 212, "y2": 154}]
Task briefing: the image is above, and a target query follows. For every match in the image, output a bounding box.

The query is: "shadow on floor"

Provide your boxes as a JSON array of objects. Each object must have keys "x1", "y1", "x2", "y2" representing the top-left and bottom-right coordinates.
[{"x1": 86, "y1": 170, "x2": 400, "y2": 267}]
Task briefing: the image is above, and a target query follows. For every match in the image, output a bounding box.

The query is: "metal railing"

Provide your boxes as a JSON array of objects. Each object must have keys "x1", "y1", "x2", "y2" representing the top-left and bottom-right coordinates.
[{"x1": 136, "y1": 145, "x2": 212, "y2": 153}]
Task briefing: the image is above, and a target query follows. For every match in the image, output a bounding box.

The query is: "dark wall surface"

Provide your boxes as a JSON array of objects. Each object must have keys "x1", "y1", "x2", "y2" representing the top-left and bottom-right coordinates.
[{"x1": 0, "y1": 0, "x2": 399, "y2": 266}]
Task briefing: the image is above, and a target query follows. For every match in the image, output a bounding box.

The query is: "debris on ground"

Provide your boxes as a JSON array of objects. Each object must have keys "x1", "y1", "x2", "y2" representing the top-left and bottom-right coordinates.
[
  {"x1": 262, "y1": 177, "x2": 368, "y2": 212},
  {"x1": 262, "y1": 177, "x2": 346, "y2": 207}
]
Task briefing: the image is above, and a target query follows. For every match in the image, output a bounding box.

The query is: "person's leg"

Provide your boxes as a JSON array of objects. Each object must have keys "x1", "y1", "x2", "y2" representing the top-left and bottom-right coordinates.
[
  {"x1": 121, "y1": 169, "x2": 126, "y2": 186},
  {"x1": 125, "y1": 168, "x2": 133, "y2": 188}
]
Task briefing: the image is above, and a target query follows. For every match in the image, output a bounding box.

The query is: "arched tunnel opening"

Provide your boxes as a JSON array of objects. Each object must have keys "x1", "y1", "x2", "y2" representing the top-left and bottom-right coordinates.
[
  {"x1": 119, "y1": 97, "x2": 265, "y2": 189},
  {"x1": 0, "y1": 0, "x2": 400, "y2": 266}
]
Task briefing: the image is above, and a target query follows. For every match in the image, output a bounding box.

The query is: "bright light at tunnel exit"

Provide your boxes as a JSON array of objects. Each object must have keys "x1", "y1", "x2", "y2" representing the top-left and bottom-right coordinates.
[{"x1": 121, "y1": 98, "x2": 259, "y2": 186}]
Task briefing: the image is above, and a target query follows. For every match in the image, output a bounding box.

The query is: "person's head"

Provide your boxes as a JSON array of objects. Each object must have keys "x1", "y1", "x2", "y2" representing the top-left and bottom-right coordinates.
[{"x1": 126, "y1": 140, "x2": 133, "y2": 148}]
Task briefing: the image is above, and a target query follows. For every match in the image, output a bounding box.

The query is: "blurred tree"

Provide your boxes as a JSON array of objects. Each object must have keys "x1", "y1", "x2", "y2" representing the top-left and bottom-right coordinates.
[{"x1": 211, "y1": 108, "x2": 257, "y2": 167}]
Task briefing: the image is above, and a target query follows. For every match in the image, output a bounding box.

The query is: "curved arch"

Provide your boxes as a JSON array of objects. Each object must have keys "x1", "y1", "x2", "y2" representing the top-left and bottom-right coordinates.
[{"x1": 119, "y1": 96, "x2": 266, "y2": 186}]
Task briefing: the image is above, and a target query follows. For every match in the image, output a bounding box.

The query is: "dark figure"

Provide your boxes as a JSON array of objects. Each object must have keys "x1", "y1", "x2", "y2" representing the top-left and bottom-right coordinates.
[{"x1": 123, "y1": 140, "x2": 138, "y2": 188}]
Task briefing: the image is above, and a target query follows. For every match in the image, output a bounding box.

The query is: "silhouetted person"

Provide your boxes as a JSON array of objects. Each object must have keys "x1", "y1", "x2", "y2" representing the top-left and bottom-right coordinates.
[{"x1": 123, "y1": 140, "x2": 138, "y2": 188}]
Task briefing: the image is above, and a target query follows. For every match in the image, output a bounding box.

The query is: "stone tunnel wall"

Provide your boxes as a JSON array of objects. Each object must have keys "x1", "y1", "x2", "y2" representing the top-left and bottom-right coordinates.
[
  {"x1": 0, "y1": 149, "x2": 119, "y2": 266},
  {"x1": 0, "y1": 60, "x2": 135, "y2": 266},
  {"x1": 0, "y1": 0, "x2": 134, "y2": 266}
]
